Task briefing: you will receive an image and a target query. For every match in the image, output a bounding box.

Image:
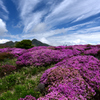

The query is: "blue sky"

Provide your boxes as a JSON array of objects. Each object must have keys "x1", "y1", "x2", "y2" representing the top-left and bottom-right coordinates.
[{"x1": 0, "y1": 0, "x2": 100, "y2": 46}]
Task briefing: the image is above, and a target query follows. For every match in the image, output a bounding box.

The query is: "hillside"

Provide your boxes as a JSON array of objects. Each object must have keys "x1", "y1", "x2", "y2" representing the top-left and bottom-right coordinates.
[
  {"x1": 0, "y1": 39, "x2": 50, "y2": 48},
  {"x1": 32, "y1": 39, "x2": 49, "y2": 46}
]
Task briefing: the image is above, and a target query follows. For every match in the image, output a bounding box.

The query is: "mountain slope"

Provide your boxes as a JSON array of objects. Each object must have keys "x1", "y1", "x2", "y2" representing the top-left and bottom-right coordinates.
[
  {"x1": 32, "y1": 39, "x2": 49, "y2": 46},
  {"x1": 0, "y1": 39, "x2": 50, "y2": 48}
]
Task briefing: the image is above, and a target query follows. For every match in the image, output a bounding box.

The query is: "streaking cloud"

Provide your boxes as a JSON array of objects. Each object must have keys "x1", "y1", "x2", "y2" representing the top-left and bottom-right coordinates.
[{"x1": 0, "y1": 0, "x2": 9, "y2": 20}]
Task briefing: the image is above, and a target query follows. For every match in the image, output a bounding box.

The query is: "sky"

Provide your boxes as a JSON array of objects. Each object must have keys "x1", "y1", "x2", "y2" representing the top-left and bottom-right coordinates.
[{"x1": 0, "y1": 0, "x2": 100, "y2": 46}]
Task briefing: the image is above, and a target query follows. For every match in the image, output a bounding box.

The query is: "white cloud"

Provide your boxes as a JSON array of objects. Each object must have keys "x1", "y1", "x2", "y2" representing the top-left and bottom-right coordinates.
[
  {"x1": 0, "y1": 39, "x2": 10, "y2": 44},
  {"x1": 23, "y1": 11, "x2": 46, "y2": 33},
  {"x1": 0, "y1": 19, "x2": 8, "y2": 36},
  {"x1": 18, "y1": 0, "x2": 40, "y2": 19},
  {"x1": 16, "y1": 0, "x2": 47, "y2": 33},
  {"x1": 0, "y1": 0, "x2": 9, "y2": 20},
  {"x1": 32, "y1": 23, "x2": 47, "y2": 33},
  {"x1": 40, "y1": 37, "x2": 50, "y2": 44},
  {"x1": 45, "y1": 0, "x2": 100, "y2": 26},
  {"x1": 15, "y1": 0, "x2": 64, "y2": 33},
  {"x1": 12, "y1": 21, "x2": 23, "y2": 29},
  {"x1": 0, "y1": 0, "x2": 9, "y2": 14},
  {"x1": 15, "y1": 0, "x2": 100, "y2": 34}
]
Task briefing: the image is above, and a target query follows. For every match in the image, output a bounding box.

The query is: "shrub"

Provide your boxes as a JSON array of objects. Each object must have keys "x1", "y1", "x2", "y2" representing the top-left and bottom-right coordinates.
[
  {"x1": 0, "y1": 48, "x2": 10, "y2": 53},
  {"x1": 84, "y1": 47, "x2": 100, "y2": 56},
  {"x1": 15, "y1": 39, "x2": 34, "y2": 49},
  {"x1": 37, "y1": 91, "x2": 68, "y2": 100},
  {"x1": 0, "y1": 64, "x2": 16, "y2": 76},
  {"x1": 47, "y1": 46, "x2": 56, "y2": 50},
  {"x1": 55, "y1": 55, "x2": 100, "y2": 91},
  {"x1": 40, "y1": 66, "x2": 96, "y2": 99},
  {"x1": 16, "y1": 49, "x2": 67, "y2": 67},
  {"x1": 18, "y1": 95, "x2": 36, "y2": 100},
  {"x1": 10, "y1": 48, "x2": 26, "y2": 57},
  {"x1": 0, "y1": 52, "x2": 14, "y2": 61}
]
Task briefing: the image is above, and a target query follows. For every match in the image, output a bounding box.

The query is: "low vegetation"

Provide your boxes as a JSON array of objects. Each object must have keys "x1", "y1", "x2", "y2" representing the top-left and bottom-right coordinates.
[{"x1": 15, "y1": 39, "x2": 34, "y2": 49}]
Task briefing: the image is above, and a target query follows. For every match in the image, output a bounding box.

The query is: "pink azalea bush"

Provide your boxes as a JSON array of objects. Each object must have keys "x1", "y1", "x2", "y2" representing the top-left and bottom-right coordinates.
[
  {"x1": 0, "y1": 47, "x2": 26, "y2": 57},
  {"x1": 16, "y1": 49, "x2": 67, "y2": 67},
  {"x1": 83, "y1": 47, "x2": 100, "y2": 55},
  {"x1": 40, "y1": 66, "x2": 95, "y2": 99},
  {"x1": 55, "y1": 55, "x2": 100, "y2": 90},
  {"x1": 37, "y1": 91, "x2": 68, "y2": 100},
  {"x1": 10, "y1": 48, "x2": 27, "y2": 57},
  {"x1": 71, "y1": 45, "x2": 87, "y2": 51},
  {"x1": 18, "y1": 95, "x2": 36, "y2": 100},
  {"x1": 0, "y1": 48, "x2": 12, "y2": 53},
  {"x1": 28, "y1": 46, "x2": 47, "y2": 52},
  {"x1": 50, "y1": 46, "x2": 81, "y2": 56}
]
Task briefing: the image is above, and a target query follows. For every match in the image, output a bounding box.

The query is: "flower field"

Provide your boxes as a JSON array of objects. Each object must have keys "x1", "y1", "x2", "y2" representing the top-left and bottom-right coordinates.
[{"x1": 0, "y1": 44, "x2": 100, "y2": 100}]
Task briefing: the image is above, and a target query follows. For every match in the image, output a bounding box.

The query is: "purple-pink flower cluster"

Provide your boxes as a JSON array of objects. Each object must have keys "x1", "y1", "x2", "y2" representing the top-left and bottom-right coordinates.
[
  {"x1": 0, "y1": 47, "x2": 26, "y2": 57},
  {"x1": 37, "y1": 91, "x2": 68, "y2": 100},
  {"x1": 55, "y1": 55, "x2": 100, "y2": 90},
  {"x1": 40, "y1": 66, "x2": 96, "y2": 99},
  {"x1": 16, "y1": 49, "x2": 67, "y2": 67},
  {"x1": 10, "y1": 48, "x2": 27, "y2": 57},
  {"x1": 18, "y1": 95, "x2": 36, "y2": 100}
]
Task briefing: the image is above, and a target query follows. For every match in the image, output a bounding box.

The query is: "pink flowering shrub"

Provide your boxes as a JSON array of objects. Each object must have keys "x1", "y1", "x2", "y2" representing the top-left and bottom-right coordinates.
[
  {"x1": 37, "y1": 91, "x2": 68, "y2": 100},
  {"x1": 16, "y1": 49, "x2": 67, "y2": 67},
  {"x1": 55, "y1": 55, "x2": 100, "y2": 91},
  {"x1": 28, "y1": 46, "x2": 47, "y2": 52},
  {"x1": 84, "y1": 47, "x2": 100, "y2": 56},
  {"x1": 49, "y1": 46, "x2": 82, "y2": 57},
  {"x1": 10, "y1": 48, "x2": 27, "y2": 57},
  {"x1": 59, "y1": 49, "x2": 80, "y2": 57},
  {"x1": 18, "y1": 95, "x2": 36, "y2": 100},
  {"x1": 40, "y1": 67, "x2": 95, "y2": 99},
  {"x1": 16, "y1": 52, "x2": 32, "y2": 66},
  {"x1": 0, "y1": 48, "x2": 12, "y2": 53},
  {"x1": 0, "y1": 47, "x2": 27, "y2": 58},
  {"x1": 47, "y1": 46, "x2": 56, "y2": 50},
  {"x1": 0, "y1": 64, "x2": 16, "y2": 76},
  {"x1": 72, "y1": 45, "x2": 87, "y2": 51},
  {"x1": 54, "y1": 46, "x2": 67, "y2": 50},
  {"x1": 39, "y1": 66, "x2": 58, "y2": 84}
]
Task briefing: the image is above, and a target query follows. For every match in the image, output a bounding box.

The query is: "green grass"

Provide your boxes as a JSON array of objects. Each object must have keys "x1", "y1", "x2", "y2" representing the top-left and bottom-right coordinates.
[{"x1": 0, "y1": 58, "x2": 54, "y2": 100}]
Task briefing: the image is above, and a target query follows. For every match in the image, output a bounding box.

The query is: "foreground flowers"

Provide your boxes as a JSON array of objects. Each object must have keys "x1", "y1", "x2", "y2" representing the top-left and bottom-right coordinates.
[{"x1": 40, "y1": 66, "x2": 96, "y2": 99}]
